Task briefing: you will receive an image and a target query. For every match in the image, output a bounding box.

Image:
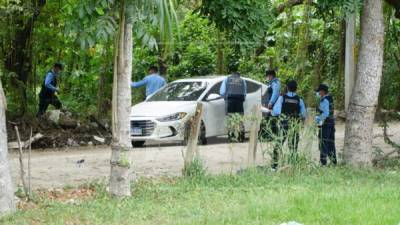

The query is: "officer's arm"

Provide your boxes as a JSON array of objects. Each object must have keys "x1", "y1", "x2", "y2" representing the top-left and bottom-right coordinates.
[
  {"x1": 269, "y1": 80, "x2": 281, "y2": 105},
  {"x1": 243, "y1": 80, "x2": 247, "y2": 100},
  {"x1": 219, "y1": 79, "x2": 227, "y2": 97},
  {"x1": 131, "y1": 77, "x2": 148, "y2": 88},
  {"x1": 318, "y1": 99, "x2": 330, "y2": 121},
  {"x1": 44, "y1": 73, "x2": 58, "y2": 92},
  {"x1": 299, "y1": 99, "x2": 307, "y2": 119},
  {"x1": 271, "y1": 96, "x2": 283, "y2": 117}
]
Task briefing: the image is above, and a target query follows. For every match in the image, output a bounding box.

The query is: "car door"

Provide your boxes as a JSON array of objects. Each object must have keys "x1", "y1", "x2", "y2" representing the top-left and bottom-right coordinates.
[
  {"x1": 202, "y1": 81, "x2": 226, "y2": 137},
  {"x1": 243, "y1": 80, "x2": 263, "y2": 130}
]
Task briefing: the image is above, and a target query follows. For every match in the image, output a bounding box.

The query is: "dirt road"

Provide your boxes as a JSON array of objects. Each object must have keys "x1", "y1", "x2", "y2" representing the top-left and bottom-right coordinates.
[{"x1": 9, "y1": 123, "x2": 400, "y2": 189}]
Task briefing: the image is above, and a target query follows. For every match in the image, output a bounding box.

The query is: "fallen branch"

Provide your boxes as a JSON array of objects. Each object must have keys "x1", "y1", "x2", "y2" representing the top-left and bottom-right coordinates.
[
  {"x1": 23, "y1": 133, "x2": 44, "y2": 149},
  {"x1": 372, "y1": 118, "x2": 400, "y2": 165}
]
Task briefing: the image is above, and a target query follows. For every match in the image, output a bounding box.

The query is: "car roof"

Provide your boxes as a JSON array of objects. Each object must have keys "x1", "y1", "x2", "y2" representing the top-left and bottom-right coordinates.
[{"x1": 172, "y1": 75, "x2": 265, "y2": 86}]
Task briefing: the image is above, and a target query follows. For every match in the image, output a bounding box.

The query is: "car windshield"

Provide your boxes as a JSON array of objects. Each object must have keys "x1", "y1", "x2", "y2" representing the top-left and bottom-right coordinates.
[{"x1": 148, "y1": 81, "x2": 207, "y2": 102}]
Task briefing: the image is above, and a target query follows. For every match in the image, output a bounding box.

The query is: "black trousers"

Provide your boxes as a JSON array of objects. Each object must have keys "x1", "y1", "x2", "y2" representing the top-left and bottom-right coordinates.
[
  {"x1": 319, "y1": 124, "x2": 337, "y2": 166},
  {"x1": 37, "y1": 95, "x2": 62, "y2": 116},
  {"x1": 272, "y1": 121, "x2": 300, "y2": 168},
  {"x1": 225, "y1": 99, "x2": 245, "y2": 142}
]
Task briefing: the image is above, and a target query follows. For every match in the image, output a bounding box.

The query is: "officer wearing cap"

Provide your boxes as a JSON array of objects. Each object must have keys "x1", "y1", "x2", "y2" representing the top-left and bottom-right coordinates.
[
  {"x1": 271, "y1": 80, "x2": 306, "y2": 169},
  {"x1": 37, "y1": 63, "x2": 63, "y2": 116},
  {"x1": 315, "y1": 84, "x2": 337, "y2": 166},
  {"x1": 265, "y1": 69, "x2": 281, "y2": 109}
]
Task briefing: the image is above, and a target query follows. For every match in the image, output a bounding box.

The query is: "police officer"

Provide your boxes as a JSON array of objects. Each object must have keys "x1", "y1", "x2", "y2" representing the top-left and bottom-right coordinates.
[
  {"x1": 265, "y1": 69, "x2": 281, "y2": 109},
  {"x1": 260, "y1": 70, "x2": 282, "y2": 141},
  {"x1": 315, "y1": 84, "x2": 337, "y2": 166},
  {"x1": 219, "y1": 71, "x2": 247, "y2": 142},
  {"x1": 37, "y1": 63, "x2": 63, "y2": 116},
  {"x1": 271, "y1": 80, "x2": 306, "y2": 169},
  {"x1": 131, "y1": 66, "x2": 166, "y2": 99}
]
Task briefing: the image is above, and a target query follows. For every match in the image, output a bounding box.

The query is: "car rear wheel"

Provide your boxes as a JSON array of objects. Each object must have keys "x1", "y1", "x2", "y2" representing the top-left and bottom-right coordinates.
[
  {"x1": 132, "y1": 141, "x2": 145, "y2": 148},
  {"x1": 183, "y1": 121, "x2": 207, "y2": 145}
]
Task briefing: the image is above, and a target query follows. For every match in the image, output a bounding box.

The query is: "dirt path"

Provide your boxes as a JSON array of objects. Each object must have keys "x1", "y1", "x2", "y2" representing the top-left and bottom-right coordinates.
[{"x1": 9, "y1": 123, "x2": 400, "y2": 189}]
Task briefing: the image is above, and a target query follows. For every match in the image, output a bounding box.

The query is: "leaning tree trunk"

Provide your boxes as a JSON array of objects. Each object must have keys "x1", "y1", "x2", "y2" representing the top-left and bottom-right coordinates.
[
  {"x1": 109, "y1": 0, "x2": 133, "y2": 197},
  {"x1": 344, "y1": 0, "x2": 385, "y2": 166},
  {"x1": 0, "y1": 79, "x2": 15, "y2": 216}
]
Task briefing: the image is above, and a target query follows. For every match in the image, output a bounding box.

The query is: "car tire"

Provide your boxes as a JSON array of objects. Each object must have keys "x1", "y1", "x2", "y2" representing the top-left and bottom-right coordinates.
[
  {"x1": 183, "y1": 121, "x2": 207, "y2": 145},
  {"x1": 132, "y1": 141, "x2": 145, "y2": 148}
]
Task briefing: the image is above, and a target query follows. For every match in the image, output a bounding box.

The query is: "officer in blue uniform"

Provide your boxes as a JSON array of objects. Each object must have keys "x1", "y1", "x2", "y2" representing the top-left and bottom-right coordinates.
[
  {"x1": 220, "y1": 71, "x2": 247, "y2": 142},
  {"x1": 260, "y1": 70, "x2": 282, "y2": 141},
  {"x1": 131, "y1": 66, "x2": 166, "y2": 99},
  {"x1": 315, "y1": 84, "x2": 337, "y2": 166},
  {"x1": 37, "y1": 63, "x2": 63, "y2": 116},
  {"x1": 265, "y1": 69, "x2": 281, "y2": 110},
  {"x1": 271, "y1": 80, "x2": 306, "y2": 169}
]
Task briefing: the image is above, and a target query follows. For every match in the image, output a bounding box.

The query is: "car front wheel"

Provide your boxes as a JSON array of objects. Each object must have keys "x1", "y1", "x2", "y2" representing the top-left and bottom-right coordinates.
[
  {"x1": 183, "y1": 121, "x2": 207, "y2": 145},
  {"x1": 132, "y1": 141, "x2": 145, "y2": 148}
]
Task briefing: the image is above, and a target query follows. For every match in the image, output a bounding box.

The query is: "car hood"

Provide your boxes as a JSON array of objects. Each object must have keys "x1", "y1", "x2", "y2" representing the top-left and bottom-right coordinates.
[{"x1": 130, "y1": 101, "x2": 198, "y2": 117}]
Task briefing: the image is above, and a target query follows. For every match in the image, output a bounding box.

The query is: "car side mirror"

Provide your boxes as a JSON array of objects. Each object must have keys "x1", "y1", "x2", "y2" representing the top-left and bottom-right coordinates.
[{"x1": 206, "y1": 93, "x2": 222, "y2": 101}]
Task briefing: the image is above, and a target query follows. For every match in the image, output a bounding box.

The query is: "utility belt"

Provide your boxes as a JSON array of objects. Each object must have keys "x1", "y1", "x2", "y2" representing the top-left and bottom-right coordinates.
[{"x1": 226, "y1": 94, "x2": 245, "y2": 102}]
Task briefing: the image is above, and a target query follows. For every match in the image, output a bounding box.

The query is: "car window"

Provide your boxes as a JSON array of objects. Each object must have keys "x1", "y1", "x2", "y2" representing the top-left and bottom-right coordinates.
[
  {"x1": 246, "y1": 80, "x2": 261, "y2": 94},
  {"x1": 148, "y1": 82, "x2": 207, "y2": 102},
  {"x1": 207, "y1": 81, "x2": 223, "y2": 95},
  {"x1": 202, "y1": 81, "x2": 223, "y2": 101}
]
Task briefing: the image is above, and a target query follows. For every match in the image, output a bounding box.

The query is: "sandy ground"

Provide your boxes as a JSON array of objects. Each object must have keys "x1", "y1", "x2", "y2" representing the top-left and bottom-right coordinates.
[{"x1": 9, "y1": 122, "x2": 400, "y2": 189}]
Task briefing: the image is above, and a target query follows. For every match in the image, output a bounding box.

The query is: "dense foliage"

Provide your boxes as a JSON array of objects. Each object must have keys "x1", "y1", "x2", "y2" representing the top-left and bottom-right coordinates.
[{"x1": 0, "y1": 0, "x2": 399, "y2": 120}]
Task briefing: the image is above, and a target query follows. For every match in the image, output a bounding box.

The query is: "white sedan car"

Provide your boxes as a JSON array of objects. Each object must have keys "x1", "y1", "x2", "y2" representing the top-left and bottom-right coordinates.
[{"x1": 130, "y1": 76, "x2": 268, "y2": 147}]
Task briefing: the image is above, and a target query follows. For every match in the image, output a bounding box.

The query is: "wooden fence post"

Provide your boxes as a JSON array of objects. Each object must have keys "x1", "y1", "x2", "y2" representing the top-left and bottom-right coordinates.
[
  {"x1": 183, "y1": 103, "x2": 203, "y2": 172},
  {"x1": 247, "y1": 104, "x2": 262, "y2": 166}
]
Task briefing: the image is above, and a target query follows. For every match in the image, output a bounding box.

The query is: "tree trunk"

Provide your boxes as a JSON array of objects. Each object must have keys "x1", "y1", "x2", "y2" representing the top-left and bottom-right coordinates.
[
  {"x1": 345, "y1": 12, "x2": 357, "y2": 112},
  {"x1": 295, "y1": 0, "x2": 311, "y2": 79},
  {"x1": 97, "y1": 48, "x2": 111, "y2": 119},
  {"x1": 110, "y1": 0, "x2": 133, "y2": 197},
  {"x1": 4, "y1": 0, "x2": 46, "y2": 116},
  {"x1": 216, "y1": 30, "x2": 224, "y2": 74},
  {"x1": 337, "y1": 19, "x2": 346, "y2": 110},
  {"x1": 344, "y1": 0, "x2": 385, "y2": 166},
  {"x1": 0, "y1": 78, "x2": 15, "y2": 216}
]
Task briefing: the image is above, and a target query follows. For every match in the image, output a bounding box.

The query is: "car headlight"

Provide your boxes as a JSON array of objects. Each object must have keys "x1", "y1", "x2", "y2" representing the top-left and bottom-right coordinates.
[{"x1": 157, "y1": 112, "x2": 187, "y2": 122}]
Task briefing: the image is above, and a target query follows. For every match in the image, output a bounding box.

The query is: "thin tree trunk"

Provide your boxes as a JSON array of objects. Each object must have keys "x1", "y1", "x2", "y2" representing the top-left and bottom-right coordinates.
[
  {"x1": 216, "y1": 30, "x2": 224, "y2": 74},
  {"x1": 345, "y1": 12, "x2": 357, "y2": 112},
  {"x1": 0, "y1": 78, "x2": 15, "y2": 216},
  {"x1": 97, "y1": 48, "x2": 110, "y2": 119},
  {"x1": 295, "y1": 0, "x2": 311, "y2": 78},
  {"x1": 110, "y1": 0, "x2": 133, "y2": 197},
  {"x1": 337, "y1": 19, "x2": 346, "y2": 110},
  {"x1": 344, "y1": 0, "x2": 385, "y2": 166}
]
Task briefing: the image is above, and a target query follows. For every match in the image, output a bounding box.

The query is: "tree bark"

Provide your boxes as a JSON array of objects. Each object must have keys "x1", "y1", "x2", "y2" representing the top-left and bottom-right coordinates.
[
  {"x1": 110, "y1": 0, "x2": 133, "y2": 197},
  {"x1": 0, "y1": 78, "x2": 15, "y2": 216},
  {"x1": 344, "y1": 0, "x2": 385, "y2": 166}
]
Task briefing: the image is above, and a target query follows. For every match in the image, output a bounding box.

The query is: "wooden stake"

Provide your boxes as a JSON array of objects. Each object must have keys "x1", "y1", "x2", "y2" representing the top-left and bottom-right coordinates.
[
  {"x1": 14, "y1": 126, "x2": 28, "y2": 197},
  {"x1": 183, "y1": 103, "x2": 203, "y2": 172},
  {"x1": 247, "y1": 104, "x2": 262, "y2": 166},
  {"x1": 28, "y1": 127, "x2": 32, "y2": 198}
]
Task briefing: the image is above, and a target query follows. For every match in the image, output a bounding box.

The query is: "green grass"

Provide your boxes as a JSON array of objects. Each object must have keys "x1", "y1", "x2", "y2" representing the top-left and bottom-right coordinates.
[{"x1": 2, "y1": 167, "x2": 400, "y2": 225}]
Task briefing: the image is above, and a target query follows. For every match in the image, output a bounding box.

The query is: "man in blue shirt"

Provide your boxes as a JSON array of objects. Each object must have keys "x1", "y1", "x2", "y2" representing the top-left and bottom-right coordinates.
[
  {"x1": 220, "y1": 71, "x2": 247, "y2": 142},
  {"x1": 37, "y1": 63, "x2": 63, "y2": 116},
  {"x1": 131, "y1": 66, "x2": 166, "y2": 99},
  {"x1": 271, "y1": 80, "x2": 306, "y2": 169},
  {"x1": 315, "y1": 84, "x2": 337, "y2": 166},
  {"x1": 265, "y1": 70, "x2": 281, "y2": 110}
]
